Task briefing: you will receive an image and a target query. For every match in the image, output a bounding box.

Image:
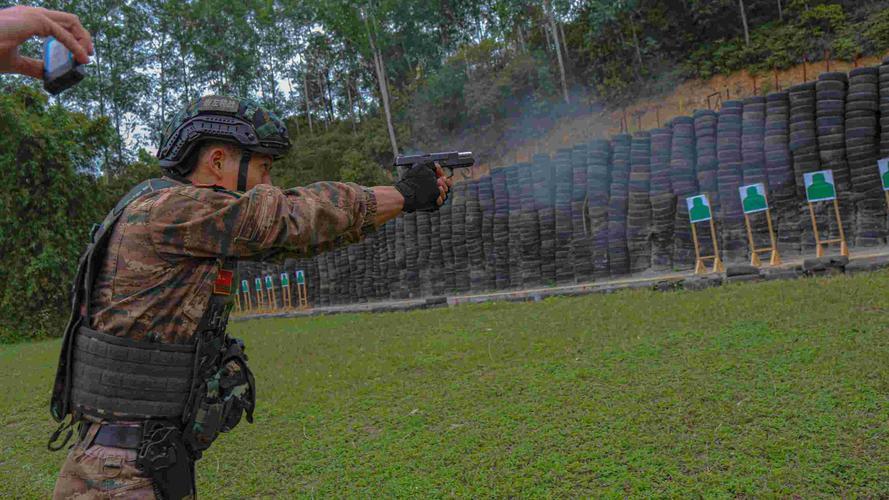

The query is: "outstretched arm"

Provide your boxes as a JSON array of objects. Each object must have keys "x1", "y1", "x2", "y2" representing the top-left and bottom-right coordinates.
[{"x1": 148, "y1": 167, "x2": 450, "y2": 260}]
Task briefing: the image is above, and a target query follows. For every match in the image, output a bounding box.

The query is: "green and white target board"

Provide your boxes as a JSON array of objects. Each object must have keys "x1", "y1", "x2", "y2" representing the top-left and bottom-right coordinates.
[
  {"x1": 739, "y1": 183, "x2": 768, "y2": 214},
  {"x1": 686, "y1": 195, "x2": 712, "y2": 223},
  {"x1": 804, "y1": 170, "x2": 836, "y2": 202}
]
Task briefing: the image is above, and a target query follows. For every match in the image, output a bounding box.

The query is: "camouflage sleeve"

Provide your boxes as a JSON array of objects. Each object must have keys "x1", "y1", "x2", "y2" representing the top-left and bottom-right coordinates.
[{"x1": 148, "y1": 182, "x2": 377, "y2": 259}]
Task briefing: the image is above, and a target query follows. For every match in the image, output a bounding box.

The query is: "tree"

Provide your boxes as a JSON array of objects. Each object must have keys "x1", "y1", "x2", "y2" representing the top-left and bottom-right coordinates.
[
  {"x1": 0, "y1": 87, "x2": 113, "y2": 340},
  {"x1": 739, "y1": 0, "x2": 751, "y2": 46},
  {"x1": 544, "y1": 0, "x2": 569, "y2": 103},
  {"x1": 363, "y1": 5, "x2": 399, "y2": 163}
]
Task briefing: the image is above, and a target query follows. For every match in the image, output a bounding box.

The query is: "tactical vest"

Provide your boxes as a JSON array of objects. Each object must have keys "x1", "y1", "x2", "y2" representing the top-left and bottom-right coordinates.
[{"x1": 49, "y1": 178, "x2": 255, "y2": 453}]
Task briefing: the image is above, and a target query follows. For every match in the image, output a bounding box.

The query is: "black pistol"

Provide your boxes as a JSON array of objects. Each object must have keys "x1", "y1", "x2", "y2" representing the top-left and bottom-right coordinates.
[{"x1": 394, "y1": 151, "x2": 475, "y2": 178}]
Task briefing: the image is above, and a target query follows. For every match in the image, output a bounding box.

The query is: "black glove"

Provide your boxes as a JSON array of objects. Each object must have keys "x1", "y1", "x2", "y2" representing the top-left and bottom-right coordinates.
[{"x1": 395, "y1": 162, "x2": 442, "y2": 213}]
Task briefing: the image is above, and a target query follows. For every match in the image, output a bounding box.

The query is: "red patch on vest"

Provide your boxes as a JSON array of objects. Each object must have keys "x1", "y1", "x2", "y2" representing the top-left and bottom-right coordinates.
[{"x1": 214, "y1": 269, "x2": 234, "y2": 295}]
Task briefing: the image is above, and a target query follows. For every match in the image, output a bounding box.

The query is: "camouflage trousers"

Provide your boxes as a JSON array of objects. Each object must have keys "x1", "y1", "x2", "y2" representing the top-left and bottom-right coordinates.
[{"x1": 52, "y1": 422, "x2": 157, "y2": 500}]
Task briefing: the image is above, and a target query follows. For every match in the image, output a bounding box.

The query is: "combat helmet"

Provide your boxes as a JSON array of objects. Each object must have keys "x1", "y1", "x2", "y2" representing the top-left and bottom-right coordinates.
[{"x1": 157, "y1": 95, "x2": 292, "y2": 190}]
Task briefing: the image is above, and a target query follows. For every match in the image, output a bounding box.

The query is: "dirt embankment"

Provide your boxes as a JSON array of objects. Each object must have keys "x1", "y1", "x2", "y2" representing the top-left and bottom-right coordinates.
[{"x1": 460, "y1": 53, "x2": 889, "y2": 182}]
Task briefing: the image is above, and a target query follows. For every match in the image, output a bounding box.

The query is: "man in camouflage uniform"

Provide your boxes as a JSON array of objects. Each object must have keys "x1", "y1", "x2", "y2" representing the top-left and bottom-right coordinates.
[{"x1": 49, "y1": 95, "x2": 450, "y2": 499}]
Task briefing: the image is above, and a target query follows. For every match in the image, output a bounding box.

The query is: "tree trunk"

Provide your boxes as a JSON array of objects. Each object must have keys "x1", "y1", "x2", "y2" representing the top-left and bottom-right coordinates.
[
  {"x1": 616, "y1": 26, "x2": 640, "y2": 81},
  {"x1": 558, "y1": 21, "x2": 571, "y2": 67},
  {"x1": 317, "y1": 71, "x2": 330, "y2": 130},
  {"x1": 516, "y1": 23, "x2": 526, "y2": 53},
  {"x1": 544, "y1": 0, "x2": 569, "y2": 104},
  {"x1": 302, "y1": 69, "x2": 313, "y2": 134},
  {"x1": 158, "y1": 33, "x2": 166, "y2": 142},
  {"x1": 346, "y1": 74, "x2": 357, "y2": 133},
  {"x1": 364, "y1": 10, "x2": 399, "y2": 165},
  {"x1": 739, "y1": 0, "x2": 751, "y2": 46},
  {"x1": 777, "y1": 0, "x2": 783, "y2": 21},
  {"x1": 629, "y1": 17, "x2": 644, "y2": 73},
  {"x1": 324, "y1": 68, "x2": 335, "y2": 122}
]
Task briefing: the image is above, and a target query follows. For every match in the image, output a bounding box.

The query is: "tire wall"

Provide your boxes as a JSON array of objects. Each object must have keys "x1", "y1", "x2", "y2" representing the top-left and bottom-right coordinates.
[{"x1": 240, "y1": 66, "x2": 889, "y2": 305}]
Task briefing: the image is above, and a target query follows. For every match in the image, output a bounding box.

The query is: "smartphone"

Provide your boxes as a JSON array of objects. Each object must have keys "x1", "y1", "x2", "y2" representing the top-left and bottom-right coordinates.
[{"x1": 43, "y1": 36, "x2": 87, "y2": 95}]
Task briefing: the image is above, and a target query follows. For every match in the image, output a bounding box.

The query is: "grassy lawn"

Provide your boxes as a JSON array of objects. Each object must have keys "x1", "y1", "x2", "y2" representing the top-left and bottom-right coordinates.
[{"x1": 2, "y1": 271, "x2": 889, "y2": 497}]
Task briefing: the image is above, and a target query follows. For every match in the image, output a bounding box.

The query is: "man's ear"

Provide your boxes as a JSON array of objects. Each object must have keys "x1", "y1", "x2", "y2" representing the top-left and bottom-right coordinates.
[{"x1": 206, "y1": 146, "x2": 228, "y2": 181}]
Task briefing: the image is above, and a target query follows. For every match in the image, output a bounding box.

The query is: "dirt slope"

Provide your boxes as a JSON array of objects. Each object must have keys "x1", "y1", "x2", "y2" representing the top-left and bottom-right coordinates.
[{"x1": 460, "y1": 53, "x2": 889, "y2": 182}]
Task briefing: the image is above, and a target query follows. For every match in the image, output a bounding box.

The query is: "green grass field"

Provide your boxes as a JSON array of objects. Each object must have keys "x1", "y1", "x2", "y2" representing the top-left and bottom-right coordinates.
[{"x1": 2, "y1": 271, "x2": 889, "y2": 497}]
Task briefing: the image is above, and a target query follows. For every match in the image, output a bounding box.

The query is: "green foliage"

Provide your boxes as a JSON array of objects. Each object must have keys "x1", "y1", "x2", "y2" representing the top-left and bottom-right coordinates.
[
  {"x1": 0, "y1": 86, "x2": 111, "y2": 341},
  {"x1": 860, "y1": 8, "x2": 889, "y2": 54},
  {"x1": 273, "y1": 119, "x2": 395, "y2": 189},
  {"x1": 5, "y1": 271, "x2": 889, "y2": 495},
  {"x1": 411, "y1": 42, "x2": 558, "y2": 140},
  {"x1": 684, "y1": 2, "x2": 889, "y2": 80}
]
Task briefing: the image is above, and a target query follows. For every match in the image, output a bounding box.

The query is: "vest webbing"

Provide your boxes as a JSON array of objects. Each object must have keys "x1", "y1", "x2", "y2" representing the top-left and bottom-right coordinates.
[
  {"x1": 70, "y1": 326, "x2": 195, "y2": 419},
  {"x1": 51, "y1": 178, "x2": 184, "y2": 422}
]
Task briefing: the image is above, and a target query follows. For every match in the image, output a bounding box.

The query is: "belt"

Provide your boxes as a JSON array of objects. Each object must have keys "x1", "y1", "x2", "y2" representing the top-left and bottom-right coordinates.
[{"x1": 92, "y1": 423, "x2": 144, "y2": 449}]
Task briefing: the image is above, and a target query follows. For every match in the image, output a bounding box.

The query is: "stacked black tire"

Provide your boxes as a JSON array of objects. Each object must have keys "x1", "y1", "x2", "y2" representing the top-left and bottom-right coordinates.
[
  {"x1": 765, "y1": 91, "x2": 799, "y2": 257},
  {"x1": 438, "y1": 202, "x2": 456, "y2": 292},
  {"x1": 717, "y1": 101, "x2": 746, "y2": 263},
  {"x1": 384, "y1": 220, "x2": 398, "y2": 298},
  {"x1": 815, "y1": 72, "x2": 850, "y2": 243},
  {"x1": 319, "y1": 250, "x2": 334, "y2": 304},
  {"x1": 741, "y1": 97, "x2": 769, "y2": 254},
  {"x1": 534, "y1": 154, "x2": 557, "y2": 284},
  {"x1": 404, "y1": 212, "x2": 419, "y2": 298},
  {"x1": 346, "y1": 243, "x2": 361, "y2": 302},
  {"x1": 648, "y1": 127, "x2": 674, "y2": 271},
  {"x1": 670, "y1": 116, "x2": 699, "y2": 269},
  {"x1": 570, "y1": 145, "x2": 593, "y2": 281},
  {"x1": 627, "y1": 132, "x2": 652, "y2": 273},
  {"x1": 607, "y1": 134, "x2": 632, "y2": 276},
  {"x1": 694, "y1": 110, "x2": 719, "y2": 256},
  {"x1": 307, "y1": 258, "x2": 320, "y2": 306},
  {"x1": 847, "y1": 66, "x2": 884, "y2": 246},
  {"x1": 428, "y1": 211, "x2": 444, "y2": 295},
  {"x1": 518, "y1": 162, "x2": 541, "y2": 286},
  {"x1": 371, "y1": 226, "x2": 386, "y2": 299},
  {"x1": 788, "y1": 82, "x2": 819, "y2": 253},
  {"x1": 327, "y1": 248, "x2": 341, "y2": 303},
  {"x1": 451, "y1": 183, "x2": 470, "y2": 292},
  {"x1": 741, "y1": 97, "x2": 768, "y2": 187},
  {"x1": 553, "y1": 148, "x2": 575, "y2": 283},
  {"x1": 478, "y1": 176, "x2": 496, "y2": 290},
  {"x1": 506, "y1": 165, "x2": 524, "y2": 288},
  {"x1": 588, "y1": 140, "x2": 612, "y2": 278},
  {"x1": 491, "y1": 167, "x2": 511, "y2": 289},
  {"x1": 881, "y1": 57, "x2": 889, "y2": 178},
  {"x1": 415, "y1": 211, "x2": 432, "y2": 296},
  {"x1": 465, "y1": 181, "x2": 485, "y2": 292}
]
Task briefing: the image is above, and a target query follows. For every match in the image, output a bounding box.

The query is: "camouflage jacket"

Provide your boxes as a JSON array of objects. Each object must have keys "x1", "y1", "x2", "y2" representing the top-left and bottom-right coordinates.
[{"x1": 89, "y1": 178, "x2": 377, "y2": 344}]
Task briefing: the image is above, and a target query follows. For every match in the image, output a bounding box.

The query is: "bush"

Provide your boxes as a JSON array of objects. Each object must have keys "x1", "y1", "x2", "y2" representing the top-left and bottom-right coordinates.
[{"x1": 0, "y1": 86, "x2": 113, "y2": 342}]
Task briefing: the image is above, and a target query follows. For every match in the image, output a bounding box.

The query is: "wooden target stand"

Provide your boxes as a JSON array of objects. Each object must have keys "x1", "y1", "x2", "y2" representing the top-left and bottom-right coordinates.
[
  {"x1": 241, "y1": 288, "x2": 253, "y2": 313},
  {"x1": 254, "y1": 280, "x2": 266, "y2": 312},
  {"x1": 265, "y1": 278, "x2": 279, "y2": 311},
  {"x1": 280, "y1": 276, "x2": 293, "y2": 310},
  {"x1": 743, "y1": 208, "x2": 781, "y2": 267},
  {"x1": 296, "y1": 281, "x2": 308, "y2": 309},
  {"x1": 808, "y1": 198, "x2": 848, "y2": 258},
  {"x1": 691, "y1": 216, "x2": 725, "y2": 275}
]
